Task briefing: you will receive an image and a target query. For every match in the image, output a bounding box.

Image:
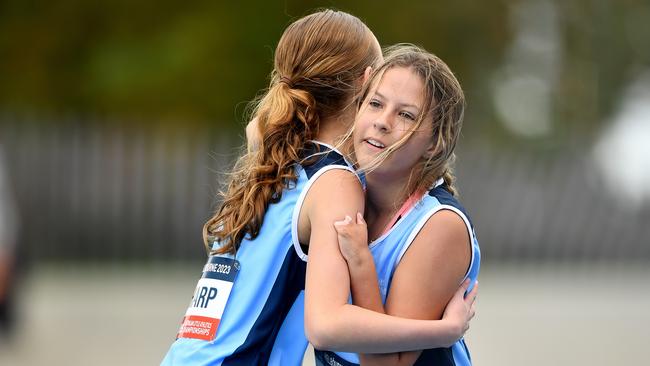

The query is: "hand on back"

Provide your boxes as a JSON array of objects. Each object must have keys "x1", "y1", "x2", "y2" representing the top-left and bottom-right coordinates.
[{"x1": 441, "y1": 279, "x2": 478, "y2": 345}]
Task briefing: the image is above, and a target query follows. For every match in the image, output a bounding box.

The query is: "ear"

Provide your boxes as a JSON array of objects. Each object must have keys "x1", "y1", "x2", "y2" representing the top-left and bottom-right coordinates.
[
  {"x1": 422, "y1": 142, "x2": 436, "y2": 160},
  {"x1": 246, "y1": 117, "x2": 262, "y2": 153},
  {"x1": 363, "y1": 66, "x2": 373, "y2": 84}
]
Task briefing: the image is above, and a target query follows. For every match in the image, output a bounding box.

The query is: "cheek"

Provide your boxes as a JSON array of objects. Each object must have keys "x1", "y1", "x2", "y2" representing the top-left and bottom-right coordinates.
[
  {"x1": 404, "y1": 135, "x2": 433, "y2": 161},
  {"x1": 352, "y1": 127, "x2": 363, "y2": 149},
  {"x1": 355, "y1": 112, "x2": 373, "y2": 128},
  {"x1": 351, "y1": 128, "x2": 366, "y2": 157},
  {"x1": 353, "y1": 115, "x2": 373, "y2": 140}
]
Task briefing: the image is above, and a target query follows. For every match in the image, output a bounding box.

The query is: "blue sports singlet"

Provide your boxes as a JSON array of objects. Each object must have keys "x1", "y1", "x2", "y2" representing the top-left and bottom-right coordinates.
[
  {"x1": 161, "y1": 142, "x2": 359, "y2": 366},
  {"x1": 314, "y1": 179, "x2": 481, "y2": 366}
]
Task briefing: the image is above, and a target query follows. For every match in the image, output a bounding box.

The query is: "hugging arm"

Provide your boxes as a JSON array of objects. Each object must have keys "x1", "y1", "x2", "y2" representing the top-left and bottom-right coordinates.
[
  {"x1": 334, "y1": 210, "x2": 477, "y2": 365},
  {"x1": 303, "y1": 171, "x2": 473, "y2": 353}
]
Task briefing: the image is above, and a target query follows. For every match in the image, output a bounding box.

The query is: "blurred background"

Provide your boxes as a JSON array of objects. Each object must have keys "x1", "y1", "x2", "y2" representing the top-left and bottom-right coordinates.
[{"x1": 0, "y1": 0, "x2": 649, "y2": 365}]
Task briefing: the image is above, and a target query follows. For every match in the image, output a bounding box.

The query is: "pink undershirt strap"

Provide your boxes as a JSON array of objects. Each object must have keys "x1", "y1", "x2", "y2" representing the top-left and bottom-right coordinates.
[{"x1": 380, "y1": 190, "x2": 426, "y2": 236}]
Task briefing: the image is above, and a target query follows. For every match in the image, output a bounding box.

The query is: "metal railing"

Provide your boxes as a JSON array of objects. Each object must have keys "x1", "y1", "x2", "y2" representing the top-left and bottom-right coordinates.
[{"x1": 1, "y1": 118, "x2": 648, "y2": 262}]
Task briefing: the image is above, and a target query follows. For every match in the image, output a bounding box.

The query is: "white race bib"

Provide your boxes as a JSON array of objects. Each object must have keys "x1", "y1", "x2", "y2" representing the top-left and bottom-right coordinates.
[{"x1": 176, "y1": 255, "x2": 240, "y2": 341}]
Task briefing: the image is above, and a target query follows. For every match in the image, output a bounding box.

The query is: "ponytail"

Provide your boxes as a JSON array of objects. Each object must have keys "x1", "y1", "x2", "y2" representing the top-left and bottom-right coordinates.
[
  {"x1": 203, "y1": 79, "x2": 318, "y2": 254},
  {"x1": 202, "y1": 9, "x2": 380, "y2": 254},
  {"x1": 441, "y1": 167, "x2": 457, "y2": 196}
]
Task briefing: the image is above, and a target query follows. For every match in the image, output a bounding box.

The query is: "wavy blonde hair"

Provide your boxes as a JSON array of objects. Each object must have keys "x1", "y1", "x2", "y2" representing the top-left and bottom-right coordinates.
[
  {"x1": 204, "y1": 10, "x2": 380, "y2": 254},
  {"x1": 344, "y1": 44, "x2": 466, "y2": 198}
]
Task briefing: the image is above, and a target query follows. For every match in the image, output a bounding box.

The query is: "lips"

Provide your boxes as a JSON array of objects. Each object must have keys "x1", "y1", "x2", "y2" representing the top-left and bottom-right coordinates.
[{"x1": 365, "y1": 138, "x2": 386, "y2": 149}]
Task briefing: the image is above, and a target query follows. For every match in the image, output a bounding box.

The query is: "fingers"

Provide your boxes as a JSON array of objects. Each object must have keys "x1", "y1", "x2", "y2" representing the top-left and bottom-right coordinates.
[
  {"x1": 333, "y1": 215, "x2": 353, "y2": 230},
  {"x1": 449, "y1": 280, "x2": 469, "y2": 306},
  {"x1": 334, "y1": 215, "x2": 352, "y2": 226},
  {"x1": 466, "y1": 280, "x2": 478, "y2": 304},
  {"x1": 335, "y1": 213, "x2": 366, "y2": 228},
  {"x1": 333, "y1": 216, "x2": 353, "y2": 237},
  {"x1": 466, "y1": 280, "x2": 478, "y2": 321},
  {"x1": 356, "y1": 212, "x2": 366, "y2": 225},
  {"x1": 457, "y1": 278, "x2": 471, "y2": 296},
  {"x1": 447, "y1": 280, "x2": 469, "y2": 310},
  {"x1": 334, "y1": 213, "x2": 366, "y2": 238}
]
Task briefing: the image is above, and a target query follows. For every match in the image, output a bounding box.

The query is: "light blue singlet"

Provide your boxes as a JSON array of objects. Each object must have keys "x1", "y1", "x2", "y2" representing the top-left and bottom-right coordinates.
[
  {"x1": 162, "y1": 142, "x2": 358, "y2": 366},
  {"x1": 314, "y1": 179, "x2": 481, "y2": 366}
]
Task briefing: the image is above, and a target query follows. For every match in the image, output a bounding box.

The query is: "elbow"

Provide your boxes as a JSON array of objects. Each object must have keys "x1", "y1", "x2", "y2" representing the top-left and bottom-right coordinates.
[
  {"x1": 305, "y1": 312, "x2": 339, "y2": 350},
  {"x1": 306, "y1": 329, "x2": 332, "y2": 351}
]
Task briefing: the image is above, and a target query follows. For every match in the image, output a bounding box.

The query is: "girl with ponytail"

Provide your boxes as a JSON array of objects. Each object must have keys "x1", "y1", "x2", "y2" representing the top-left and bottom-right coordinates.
[{"x1": 162, "y1": 11, "x2": 476, "y2": 366}]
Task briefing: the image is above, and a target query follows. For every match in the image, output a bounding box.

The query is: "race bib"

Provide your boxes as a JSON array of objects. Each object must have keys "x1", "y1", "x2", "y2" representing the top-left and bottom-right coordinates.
[{"x1": 176, "y1": 255, "x2": 240, "y2": 341}]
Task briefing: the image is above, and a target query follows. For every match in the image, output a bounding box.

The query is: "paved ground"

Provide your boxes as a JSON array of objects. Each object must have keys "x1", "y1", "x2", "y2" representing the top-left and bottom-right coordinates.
[{"x1": 0, "y1": 262, "x2": 648, "y2": 365}]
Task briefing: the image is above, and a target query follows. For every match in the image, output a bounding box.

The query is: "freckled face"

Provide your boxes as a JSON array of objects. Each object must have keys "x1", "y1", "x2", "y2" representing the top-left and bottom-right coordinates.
[{"x1": 354, "y1": 66, "x2": 434, "y2": 177}]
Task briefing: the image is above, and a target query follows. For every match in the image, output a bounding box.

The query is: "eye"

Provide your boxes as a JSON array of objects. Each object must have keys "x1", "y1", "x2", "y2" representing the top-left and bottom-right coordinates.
[
  {"x1": 369, "y1": 99, "x2": 382, "y2": 109},
  {"x1": 399, "y1": 111, "x2": 416, "y2": 121}
]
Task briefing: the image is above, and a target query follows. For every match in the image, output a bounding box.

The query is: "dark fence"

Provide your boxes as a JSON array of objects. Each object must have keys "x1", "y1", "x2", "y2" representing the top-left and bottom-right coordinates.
[
  {"x1": 1, "y1": 119, "x2": 239, "y2": 262},
  {"x1": 1, "y1": 118, "x2": 648, "y2": 263},
  {"x1": 455, "y1": 143, "x2": 650, "y2": 262}
]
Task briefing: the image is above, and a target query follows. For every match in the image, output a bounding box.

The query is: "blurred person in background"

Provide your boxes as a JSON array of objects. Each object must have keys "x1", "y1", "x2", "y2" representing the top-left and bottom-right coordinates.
[{"x1": 0, "y1": 143, "x2": 18, "y2": 340}]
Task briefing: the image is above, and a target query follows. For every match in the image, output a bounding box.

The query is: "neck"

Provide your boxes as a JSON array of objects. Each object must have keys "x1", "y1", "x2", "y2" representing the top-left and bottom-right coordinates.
[
  {"x1": 314, "y1": 104, "x2": 355, "y2": 145},
  {"x1": 364, "y1": 172, "x2": 413, "y2": 240}
]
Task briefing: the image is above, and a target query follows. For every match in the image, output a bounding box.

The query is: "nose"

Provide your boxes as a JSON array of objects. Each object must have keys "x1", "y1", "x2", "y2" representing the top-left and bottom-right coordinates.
[{"x1": 373, "y1": 112, "x2": 391, "y2": 133}]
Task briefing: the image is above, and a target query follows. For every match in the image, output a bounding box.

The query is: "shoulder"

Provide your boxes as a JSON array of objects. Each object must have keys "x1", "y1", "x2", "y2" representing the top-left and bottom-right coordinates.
[
  {"x1": 417, "y1": 209, "x2": 469, "y2": 250},
  {"x1": 395, "y1": 207, "x2": 471, "y2": 284},
  {"x1": 395, "y1": 199, "x2": 472, "y2": 276},
  {"x1": 426, "y1": 185, "x2": 473, "y2": 228},
  {"x1": 306, "y1": 168, "x2": 363, "y2": 204},
  {"x1": 384, "y1": 203, "x2": 471, "y2": 320},
  {"x1": 300, "y1": 168, "x2": 364, "y2": 229}
]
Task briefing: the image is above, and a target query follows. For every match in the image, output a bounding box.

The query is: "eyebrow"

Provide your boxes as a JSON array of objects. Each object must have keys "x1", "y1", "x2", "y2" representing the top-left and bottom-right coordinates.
[{"x1": 374, "y1": 91, "x2": 422, "y2": 111}]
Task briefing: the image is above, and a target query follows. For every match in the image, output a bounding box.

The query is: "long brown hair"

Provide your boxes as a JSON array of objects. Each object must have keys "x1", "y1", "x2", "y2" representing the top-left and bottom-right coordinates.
[
  {"x1": 204, "y1": 10, "x2": 380, "y2": 254},
  {"x1": 350, "y1": 44, "x2": 466, "y2": 197}
]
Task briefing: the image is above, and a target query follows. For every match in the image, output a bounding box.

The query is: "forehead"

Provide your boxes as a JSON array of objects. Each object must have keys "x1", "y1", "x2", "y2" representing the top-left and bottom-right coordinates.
[{"x1": 373, "y1": 66, "x2": 425, "y2": 108}]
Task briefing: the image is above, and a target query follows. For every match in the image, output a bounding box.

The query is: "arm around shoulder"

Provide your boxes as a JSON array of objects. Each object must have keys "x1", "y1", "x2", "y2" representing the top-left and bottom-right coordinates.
[
  {"x1": 385, "y1": 208, "x2": 471, "y2": 323},
  {"x1": 354, "y1": 209, "x2": 473, "y2": 365},
  {"x1": 303, "y1": 171, "x2": 470, "y2": 354}
]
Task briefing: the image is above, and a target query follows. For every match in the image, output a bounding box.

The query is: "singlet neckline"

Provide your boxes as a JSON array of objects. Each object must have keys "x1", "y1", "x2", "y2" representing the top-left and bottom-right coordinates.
[
  {"x1": 309, "y1": 140, "x2": 341, "y2": 156},
  {"x1": 379, "y1": 189, "x2": 426, "y2": 237},
  {"x1": 308, "y1": 139, "x2": 362, "y2": 186},
  {"x1": 368, "y1": 192, "x2": 424, "y2": 248},
  {"x1": 367, "y1": 178, "x2": 445, "y2": 249}
]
